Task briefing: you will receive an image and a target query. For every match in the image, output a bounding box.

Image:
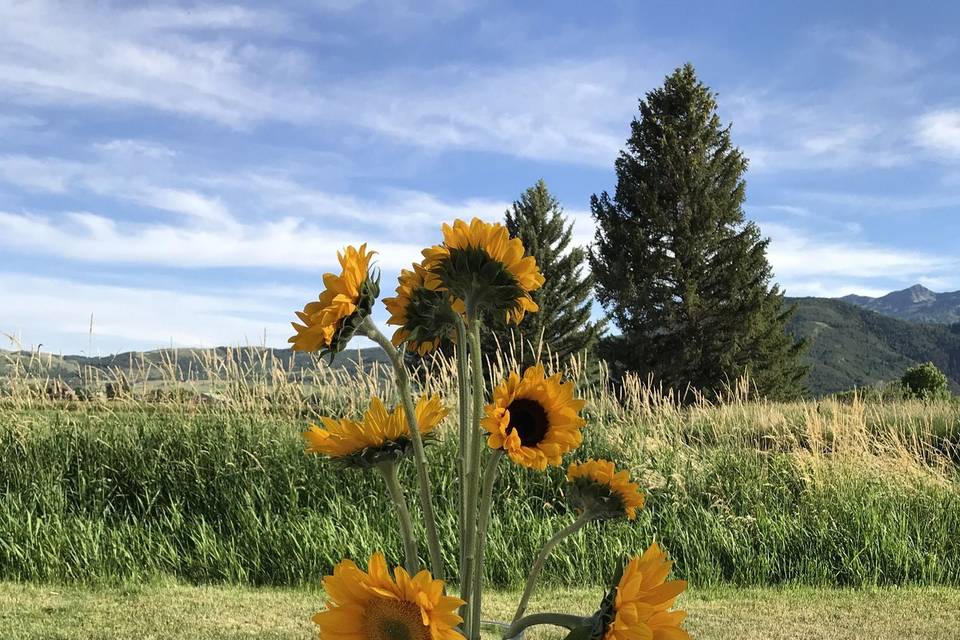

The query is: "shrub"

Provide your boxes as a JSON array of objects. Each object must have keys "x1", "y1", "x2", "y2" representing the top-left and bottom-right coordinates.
[{"x1": 901, "y1": 362, "x2": 951, "y2": 400}]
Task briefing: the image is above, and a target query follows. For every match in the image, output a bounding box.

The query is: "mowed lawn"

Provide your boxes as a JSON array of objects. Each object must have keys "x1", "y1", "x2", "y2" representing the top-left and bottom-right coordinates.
[{"x1": 3, "y1": 582, "x2": 960, "y2": 639}]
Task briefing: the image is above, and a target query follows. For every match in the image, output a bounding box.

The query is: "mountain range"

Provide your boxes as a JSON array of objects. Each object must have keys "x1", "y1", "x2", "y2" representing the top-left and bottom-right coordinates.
[
  {"x1": 0, "y1": 345, "x2": 390, "y2": 391},
  {"x1": 841, "y1": 284, "x2": 960, "y2": 324},
  {"x1": 3, "y1": 285, "x2": 959, "y2": 398},
  {"x1": 785, "y1": 295, "x2": 960, "y2": 396}
]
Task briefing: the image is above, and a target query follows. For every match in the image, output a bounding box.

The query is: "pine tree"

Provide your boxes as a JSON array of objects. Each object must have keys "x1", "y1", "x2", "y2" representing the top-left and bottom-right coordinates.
[
  {"x1": 489, "y1": 179, "x2": 603, "y2": 366},
  {"x1": 589, "y1": 64, "x2": 807, "y2": 399}
]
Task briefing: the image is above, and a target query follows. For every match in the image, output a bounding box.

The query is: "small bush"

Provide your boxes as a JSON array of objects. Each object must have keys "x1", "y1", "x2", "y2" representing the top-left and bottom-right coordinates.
[{"x1": 901, "y1": 362, "x2": 951, "y2": 400}]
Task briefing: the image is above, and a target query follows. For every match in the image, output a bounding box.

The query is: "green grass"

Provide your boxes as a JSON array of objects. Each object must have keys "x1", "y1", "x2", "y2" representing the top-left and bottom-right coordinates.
[
  {"x1": 1, "y1": 387, "x2": 958, "y2": 589},
  {"x1": 4, "y1": 581, "x2": 960, "y2": 639}
]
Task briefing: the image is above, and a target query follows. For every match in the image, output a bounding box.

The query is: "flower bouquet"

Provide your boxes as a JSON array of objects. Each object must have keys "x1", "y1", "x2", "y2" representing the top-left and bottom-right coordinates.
[{"x1": 289, "y1": 219, "x2": 690, "y2": 639}]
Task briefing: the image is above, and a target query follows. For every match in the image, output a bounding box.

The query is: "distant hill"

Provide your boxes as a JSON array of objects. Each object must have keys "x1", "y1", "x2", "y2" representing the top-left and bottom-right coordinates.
[
  {"x1": 840, "y1": 284, "x2": 960, "y2": 324},
  {"x1": 0, "y1": 345, "x2": 391, "y2": 389},
  {"x1": 7, "y1": 299, "x2": 960, "y2": 398},
  {"x1": 786, "y1": 297, "x2": 960, "y2": 395}
]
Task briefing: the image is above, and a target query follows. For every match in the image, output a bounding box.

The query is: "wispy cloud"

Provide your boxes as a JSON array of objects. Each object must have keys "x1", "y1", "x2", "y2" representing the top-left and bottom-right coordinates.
[
  {"x1": 327, "y1": 58, "x2": 657, "y2": 165},
  {"x1": 0, "y1": 1, "x2": 650, "y2": 164},
  {"x1": 93, "y1": 139, "x2": 177, "y2": 160},
  {"x1": 726, "y1": 29, "x2": 957, "y2": 173},
  {"x1": 0, "y1": 1, "x2": 316, "y2": 127},
  {"x1": 0, "y1": 150, "x2": 517, "y2": 271},
  {"x1": 0, "y1": 209, "x2": 425, "y2": 270},
  {"x1": 0, "y1": 273, "x2": 294, "y2": 353},
  {"x1": 784, "y1": 188, "x2": 960, "y2": 214},
  {"x1": 761, "y1": 222, "x2": 957, "y2": 295},
  {"x1": 916, "y1": 109, "x2": 960, "y2": 159},
  {"x1": 0, "y1": 154, "x2": 232, "y2": 223}
]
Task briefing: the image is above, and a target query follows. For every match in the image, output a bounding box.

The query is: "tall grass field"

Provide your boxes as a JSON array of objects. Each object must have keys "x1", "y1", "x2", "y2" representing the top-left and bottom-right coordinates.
[{"x1": 2, "y1": 348, "x2": 959, "y2": 590}]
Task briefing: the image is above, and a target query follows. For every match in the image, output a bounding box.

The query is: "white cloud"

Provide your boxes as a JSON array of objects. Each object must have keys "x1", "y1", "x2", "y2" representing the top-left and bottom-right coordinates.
[
  {"x1": 0, "y1": 153, "x2": 231, "y2": 224},
  {"x1": 0, "y1": 1, "x2": 316, "y2": 127},
  {"x1": 0, "y1": 209, "x2": 425, "y2": 271},
  {"x1": 565, "y1": 208, "x2": 596, "y2": 249},
  {"x1": 0, "y1": 113, "x2": 45, "y2": 131},
  {"x1": 816, "y1": 28, "x2": 932, "y2": 78},
  {"x1": 0, "y1": 0, "x2": 659, "y2": 165},
  {"x1": 0, "y1": 273, "x2": 294, "y2": 353},
  {"x1": 723, "y1": 30, "x2": 954, "y2": 173},
  {"x1": 779, "y1": 282, "x2": 894, "y2": 299},
  {"x1": 762, "y1": 222, "x2": 955, "y2": 286},
  {"x1": 916, "y1": 109, "x2": 960, "y2": 158},
  {"x1": 785, "y1": 188, "x2": 960, "y2": 213},
  {"x1": 93, "y1": 139, "x2": 177, "y2": 160},
  {"x1": 558, "y1": 213, "x2": 956, "y2": 294},
  {"x1": 729, "y1": 95, "x2": 912, "y2": 172},
  {"x1": 0, "y1": 165, "x2": 520, "y2": 272},
  {"x1": 138, "y1": 187, "x2": 232, "y2": 223},
  {"x1": 229, "y1": 173, "x2": 513, "y2": 232},
  {"x1": 325, "y1": 58, "x2": 655, "y2": 165},
  {"x1": 0, "y1": 147, "x2": 536, "y2": 271}
]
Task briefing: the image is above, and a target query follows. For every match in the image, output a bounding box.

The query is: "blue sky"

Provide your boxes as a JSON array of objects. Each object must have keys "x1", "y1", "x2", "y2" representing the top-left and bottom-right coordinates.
[{"x1": 1, "y1": 1, "x2": 959, "y2": 355}]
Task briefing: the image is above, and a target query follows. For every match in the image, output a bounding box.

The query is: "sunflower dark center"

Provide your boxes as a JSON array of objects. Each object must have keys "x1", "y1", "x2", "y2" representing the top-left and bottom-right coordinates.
[
  {"x1": 363, "y1": 598, "x2": 430, "y2": 640},
  {"x1": 506, "y1": 398, "x2": 549, "y2": 447}
]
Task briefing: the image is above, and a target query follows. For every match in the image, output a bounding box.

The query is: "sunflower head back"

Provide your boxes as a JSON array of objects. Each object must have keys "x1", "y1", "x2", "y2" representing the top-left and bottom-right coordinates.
[
  {"x1": 423, "y1": 218, "x2": 544, "y2": 324},
  {"x1": 567, "y1": 459, "x2": 645, "y2": 521},
  {"x1": 384, "y1": 261, "x2": 464, "y2": 355}
]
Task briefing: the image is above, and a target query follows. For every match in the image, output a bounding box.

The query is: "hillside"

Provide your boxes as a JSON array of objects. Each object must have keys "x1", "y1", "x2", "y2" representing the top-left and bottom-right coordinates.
[
  {"x1": 841, "y1": 284, "x2": 960, "y2": 324},
  {"x1": 6, "y1": 300, "x2": 960, "y2": 398},
  {"x1": 0, "y1": 345, "x2": 391, "y2": 389},
  {"x1": 786, "y1": 297, "x2": 960, "y2": 395}
]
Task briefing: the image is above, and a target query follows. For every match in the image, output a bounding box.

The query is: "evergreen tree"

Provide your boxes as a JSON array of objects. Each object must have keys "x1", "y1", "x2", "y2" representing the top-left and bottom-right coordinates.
[
  {"x1": 589, "y1": 64, "x2": 807, "y2": 399},
  {"x1": 490, "y1": 179, "x2": 603, "y2": 366}
]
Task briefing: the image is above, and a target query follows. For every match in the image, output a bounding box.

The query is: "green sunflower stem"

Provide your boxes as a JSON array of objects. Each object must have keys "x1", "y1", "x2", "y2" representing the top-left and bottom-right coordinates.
[
  {"x1": 511, "y1": 511, "x2": 595, "y2": 624},
  {"x1": 460, "y1": 299, "x2": 486, "y2": 636},
  {"x1": 470, "y1": 449, "x2": 504, "y2": 638},
  {"x1": 454, "y1": 314, "x2": 471, "y2": 598},
  {"x1": 503, "y1": 613, "x2": 591, "y2": 639},
  {"x1": 377, "y1": 462, "x2": 420, "y2": 575},
  {"x1": 362, "y1": 317, "x2": 445, "y2": 581}
]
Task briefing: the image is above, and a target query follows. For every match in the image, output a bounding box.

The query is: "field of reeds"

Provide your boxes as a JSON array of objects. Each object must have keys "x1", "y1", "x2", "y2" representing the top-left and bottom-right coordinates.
[{"x1": 1, "y1": 347, "x2": 959, "y2": 590}]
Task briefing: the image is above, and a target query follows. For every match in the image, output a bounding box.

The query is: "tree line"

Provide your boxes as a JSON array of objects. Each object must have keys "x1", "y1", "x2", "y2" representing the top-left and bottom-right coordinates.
[{"x1": 487, "y1": 63, "x2": 807, "y2": 400}]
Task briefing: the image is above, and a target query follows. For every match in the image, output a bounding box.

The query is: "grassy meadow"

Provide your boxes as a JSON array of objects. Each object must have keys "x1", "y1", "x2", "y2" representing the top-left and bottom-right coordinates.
[
  {"x1": 2, "y1": 348, "x2": 959, "y2": 592},
  {"x1": 7, "y1": 582, "x2": 960, "y2": 639}
]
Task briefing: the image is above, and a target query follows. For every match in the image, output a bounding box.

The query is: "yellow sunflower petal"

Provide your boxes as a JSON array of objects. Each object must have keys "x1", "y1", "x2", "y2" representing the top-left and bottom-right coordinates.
[
  {"x1": 289, "y1": 244, "x2": 375, "y2": 353},
  {"x1": 483, "y1": 364, "x2": 586, "y2": 469},
  {"x1": 313, "y1": 553, "x2": 463, "y2": 640}
]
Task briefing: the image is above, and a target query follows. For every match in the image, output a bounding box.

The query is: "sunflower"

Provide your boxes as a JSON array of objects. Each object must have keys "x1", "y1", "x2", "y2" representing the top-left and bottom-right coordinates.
[
  {"x1": 289, "y1": 244, "x2": 378, "y2": 356},
  {"x1": 567, "y1": 459, "x2": 645, "y2": 521},
  {"x1": 383, "y1": 261, "x2": 465, "y2": 355},
  {"x1": 482, "y1": 364, "x2": 586, "y2": 470},
  {"x1": 422, "y1": 218, "x2": 544, "y2": 323},
  {"x1": 314, "y1": 552, "x2": 464, "y2": 640},
  {"x1": 586, "y1": 543, "x2": 690, "y2": 640},
  {"x1": 304, "y1": 395, "x2": 447, "y2": 468}
]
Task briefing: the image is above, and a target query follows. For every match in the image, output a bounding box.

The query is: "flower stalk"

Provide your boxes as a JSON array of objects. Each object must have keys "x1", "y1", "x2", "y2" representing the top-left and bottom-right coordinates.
[
  {"x1": 377, "y1": 462, "x2": 420, "y2": 575},
  {"x1": 459, "y1": 297, "x2": 486, "y2": 634},
  {"x1": 300, "y1": 227, "x2": 691, "y2": 640},
  {"x1": 511, "y1": 511, "x2": 595, "y2": 623},
  {"x1": 362, "y1": 316, "x2": 445, "y2": 580},
  {"x1": 455, "y1": 313, "x2": 470, "y2": 588},
  {"x1": 470, "y1": 449, "x2": 503, "y2": 637}
]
